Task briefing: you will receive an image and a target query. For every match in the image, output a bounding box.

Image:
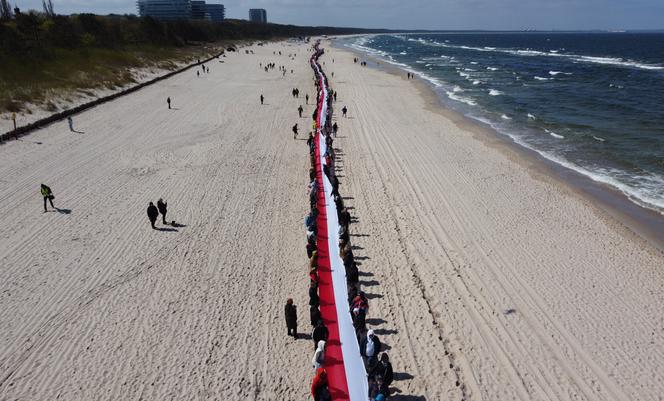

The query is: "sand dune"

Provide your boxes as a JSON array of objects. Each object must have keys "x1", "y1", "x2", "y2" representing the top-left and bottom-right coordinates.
[{"x1": 0, "y1": 38, "x2": 663, "y2": 401}]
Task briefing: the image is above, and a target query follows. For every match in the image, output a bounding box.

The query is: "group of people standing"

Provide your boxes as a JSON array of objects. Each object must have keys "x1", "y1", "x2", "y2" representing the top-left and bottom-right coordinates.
[{"x1": 298, "y1": 43, "x2": 395, "y2": 401}]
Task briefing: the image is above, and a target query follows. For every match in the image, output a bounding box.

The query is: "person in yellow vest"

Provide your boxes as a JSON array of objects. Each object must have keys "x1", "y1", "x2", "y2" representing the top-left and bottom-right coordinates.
[{"x1": 40, "y1": 184, "x2": 55, "y2": 212}]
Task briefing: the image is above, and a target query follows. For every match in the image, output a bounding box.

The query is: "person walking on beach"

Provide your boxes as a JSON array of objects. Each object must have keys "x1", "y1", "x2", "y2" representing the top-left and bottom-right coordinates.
[
  {"x1": 292, "y1": 123, "x2": 299, "y2": 139},
  {"x1": 40, "y1": 184, "x2": 55, "y2": 212},
  {"x1": 167, "y1": 97, "x2": 171, "y2": 109},
  {"x1": 157, "y1": 198, "x2": 168, "y2": 224},
  {"x1": 312, "y1": 340, "x2": 326, "y2": 369},
  {"x1": 285, "y1": 298, "x2": 298, "y2": 337},
  {"x1": 67, "y1": 116, "x2": 74, "y2": 132},
  {"x1": 298, "y1": 105, "x2": 304, "y2": 118},
  {"x1": 342, "y1": 106, "x2": 348, "y2": 118},
  {"x1": 147, "y1": 202, "x2": 159, "y2": 229},
  {"x1": 260, "y1": 94, "x2": 264, "y2": 105},
  {"x1": 332, "y1": 122, "x2": 338, "y2": 137},
  {"x1": 306, "y1": 94, "x2": 309, "y2": 104}
]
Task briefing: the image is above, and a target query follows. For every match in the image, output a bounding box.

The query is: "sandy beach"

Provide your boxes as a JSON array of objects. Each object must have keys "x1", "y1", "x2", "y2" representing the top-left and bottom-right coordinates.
[{"x1": 1, "y1": 38, "x2": 663, "y2": 401}]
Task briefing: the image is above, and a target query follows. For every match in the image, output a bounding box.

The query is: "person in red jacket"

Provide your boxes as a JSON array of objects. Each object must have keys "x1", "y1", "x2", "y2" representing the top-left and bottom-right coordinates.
[{"x1": 311, "y1": 367, "x2": 330, "y2": 401}]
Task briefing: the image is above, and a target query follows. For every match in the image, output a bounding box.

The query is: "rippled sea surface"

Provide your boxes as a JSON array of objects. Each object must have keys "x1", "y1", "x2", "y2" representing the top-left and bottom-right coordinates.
[{"x1": 341, "y1": 33, "x2": 664, "y2": 214}]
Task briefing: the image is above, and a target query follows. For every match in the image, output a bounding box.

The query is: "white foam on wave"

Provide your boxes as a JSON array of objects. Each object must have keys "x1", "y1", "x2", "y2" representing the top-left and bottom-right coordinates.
[
  {"x1": 399, "y1": 51, "x2": 407, "y2": 55},
  {"x1": 592, "y1": 135, "x2": 606, "y2": 142},
  {"x1": 534, "y1": 76, "x2": 552, "y2": 81},
  {"x1": 501, "y1": 114, "x2": 512, "y2": 120},
  {"x1": 527, "y1": 113, "x2": 536, "y2": 120},
  {"x1": 545, "y1": 129, "x2": 564, "y2": 139},
  {"x1": 406, "y1": 38, "x2": 664, "y2": 71},
  {"x1": 459, "y1": 71, "x2": 471, "y2": 79},
  {"x1": 472, "y1": 80, "x2": 481, "y2": 85},
  {"x1": 470, "y1": 61, "x2": 478, "y2": 65},
  {"x1": 446, "y1": 91, "x2": 477, "y2": 106},
  {"x1": 469, "y1": 111, "x2": 664, "y2": 215},
  {"x1": 487, "y1": 67, "x2": 499, "y2": 71},
  {"x1": 489, "y1": 89, "x2": 503, "y2": 96},
  {"x1": 452, "y1": 85, "x2": 464, "y2": 93},
  {"x1": 549, "y1": 70, "x2": 572, "y2": 76}
]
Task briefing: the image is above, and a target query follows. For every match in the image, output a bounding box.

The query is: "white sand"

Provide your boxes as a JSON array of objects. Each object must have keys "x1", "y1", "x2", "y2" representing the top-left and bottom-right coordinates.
[{"x1": 0, "y1": 39, "x2": 663, "y2": 401}]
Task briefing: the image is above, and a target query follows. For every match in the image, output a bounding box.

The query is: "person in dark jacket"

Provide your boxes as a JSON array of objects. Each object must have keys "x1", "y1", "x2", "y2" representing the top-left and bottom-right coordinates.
[
  {"x1": 285, "y1": 298, "x2": 298, "y2": 337},
  {"x1": 260, "y1": 94, "x2": 264, "y2": 105},
  {"x1": 298, "y1": 105, "x2": 304, "y2": 118},
  {"x1": 157, "y1": 198, "x2": 168, "y2": 224},
  {"x1": 167, "y1": 97, "x2": 171, "y2": 109},
  {"x1": 312, "y1": 320, "x2": 329, "y2": 350},
  {"x1": 309, "y1": 281, "x2": 319, "y2": 307},
  {"x1": 310, "y1": 305, "x2": 321, "y2": 327},
  {"x1": 306, "y1": 237, "x2": 317, "y2": 259},
  {"x1": 292, "y1": 123, "x2": 299, "y2": 139},
  {"x1": 40, "y1": 184, "x2": 55, "y2": 212},
  {"x1": 372, "y1": 353, "x2": 394, "y2": 396},
  {"x1": 339, "y1": 207, "x2": 351, "y2": 228},
  {"x1": 332, "y1": 122, "x2": 338, "y2": 137},
  {"x1": 147, "y1": 202, "x2": 159, "y2": 229}
]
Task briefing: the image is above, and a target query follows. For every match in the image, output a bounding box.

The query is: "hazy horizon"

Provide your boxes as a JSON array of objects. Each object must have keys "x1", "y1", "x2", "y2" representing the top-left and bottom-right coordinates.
[{"x1": 8, "y1": 0, "x2": 664, "y2": 31}]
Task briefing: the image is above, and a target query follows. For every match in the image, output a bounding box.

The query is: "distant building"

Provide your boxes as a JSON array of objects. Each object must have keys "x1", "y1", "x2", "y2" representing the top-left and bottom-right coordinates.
[
  {"x1": 137, "y1": 0, "x2": 224, "y2": 21},
  {"x1": 249, "y1": 8, "x2": 267, "y2": 23},
  {"x1": 190, "y1": 0, "x2": 206, "y2": 19},
  {"x1": 205, "y1": 3, "x2": 225, "y2": 21},
  {"x1": 137, "y1": 0, "x2": 192, "y2": 20}
]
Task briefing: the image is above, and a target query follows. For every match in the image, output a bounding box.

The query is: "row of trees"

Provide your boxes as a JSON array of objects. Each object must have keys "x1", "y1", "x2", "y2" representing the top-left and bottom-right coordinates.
[
  {"x1": 0, "y1": 0, "x2": 389, "y2": 60},
  {"x1": 1, "y1": 0, "x2": 53, "y2": 19}
]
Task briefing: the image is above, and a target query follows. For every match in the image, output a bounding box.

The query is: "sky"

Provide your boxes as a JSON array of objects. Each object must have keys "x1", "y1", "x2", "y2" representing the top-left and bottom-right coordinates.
[{"x1": 10, "y1": 0, "x2": 664, "y2": 30}]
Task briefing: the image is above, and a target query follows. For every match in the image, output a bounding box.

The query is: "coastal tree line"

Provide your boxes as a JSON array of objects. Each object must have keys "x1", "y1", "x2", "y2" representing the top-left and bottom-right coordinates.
[
  {"x1": 0, "y1": 0, "x2": 389, "y2": 113},
  {"x1": 0, "y1": 1, "x2": 387, "y2": 59}
]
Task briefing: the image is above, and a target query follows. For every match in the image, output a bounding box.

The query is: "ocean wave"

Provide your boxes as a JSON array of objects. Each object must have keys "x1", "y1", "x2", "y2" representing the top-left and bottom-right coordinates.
[
  {"x1": 534, "y1": 76, "x2": 552, "y2": 81},
  {"x1": 452, "y1": 85, "x2": 464, "y2": 93},
  {"x1": 446, "y1": 91, "x2": 477, "y2": 106},
  {"x1": 472, "y1": 80, "x2": 481, "y2": 85},
  {"x1": 486, "y1": 67, "x2": 499, "y2": 71},
  {"x1": 406, "y1": 39, "x2": 664, "y2": 71},
  {"x1": 488, "y1": 89, "x2": 503, "y2": 96},
  {"x1": 501, "y1": 114, "x2": 512, "y2": 120},
  {"x1": 592, "y1": 135, "x2": 606, "y2": 142},
  {"x1": 545, "y1": 129, "x2": 564, "y2": 139},
  {"x1": 549, "y1": 71, "x2": 572, "y2": 76},
  {"x1": 527, "y1": 113, "x2": 536, "y2": 120}
]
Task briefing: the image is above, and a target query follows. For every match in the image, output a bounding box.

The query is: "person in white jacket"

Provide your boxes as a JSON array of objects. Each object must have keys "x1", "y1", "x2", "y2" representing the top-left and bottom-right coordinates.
[{"x1": 312, "y1": 340, "x2": 326, "y2": 369}]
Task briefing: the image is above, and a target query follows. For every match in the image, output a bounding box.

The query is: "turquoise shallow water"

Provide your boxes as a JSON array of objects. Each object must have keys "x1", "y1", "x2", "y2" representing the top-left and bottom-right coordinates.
[{"x1": 341, "y1": 33, "x2": 664, "y2": 215}]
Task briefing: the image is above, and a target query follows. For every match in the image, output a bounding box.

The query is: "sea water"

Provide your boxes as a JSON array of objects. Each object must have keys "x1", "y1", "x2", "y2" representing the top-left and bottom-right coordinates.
[{"x1": 341, "y1": 33, "x2": 664, "y2": 215}]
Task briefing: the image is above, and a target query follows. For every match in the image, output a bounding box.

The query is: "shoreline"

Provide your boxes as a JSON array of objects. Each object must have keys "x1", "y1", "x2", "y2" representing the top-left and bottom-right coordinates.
[{"x1": 331, "y1": 38, "x2": 664, "y2": 252}]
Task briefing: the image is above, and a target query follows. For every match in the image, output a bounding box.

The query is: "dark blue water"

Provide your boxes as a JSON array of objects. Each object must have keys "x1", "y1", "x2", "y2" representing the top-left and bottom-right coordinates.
[{"x1": 343, "y1": 33, "x2": 664, "y2": 214}]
